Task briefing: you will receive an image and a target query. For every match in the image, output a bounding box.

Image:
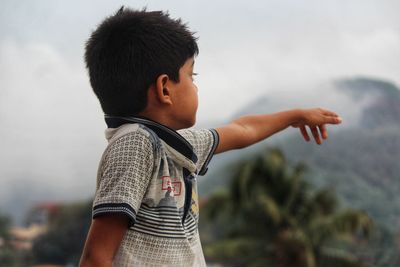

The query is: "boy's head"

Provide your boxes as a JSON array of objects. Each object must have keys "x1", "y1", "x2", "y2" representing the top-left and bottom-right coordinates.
[{"x1": 84, "y1": 7, "x2": 199, "y2": 120}]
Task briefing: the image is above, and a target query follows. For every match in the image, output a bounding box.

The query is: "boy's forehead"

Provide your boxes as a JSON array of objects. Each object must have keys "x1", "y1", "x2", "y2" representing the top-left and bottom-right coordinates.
[
  {"x1": 187, "y1": 57, "x2": 195, "y2": 66},
  {"x1": 182, "y1": 57, "x2": 195, "y2": 70}
]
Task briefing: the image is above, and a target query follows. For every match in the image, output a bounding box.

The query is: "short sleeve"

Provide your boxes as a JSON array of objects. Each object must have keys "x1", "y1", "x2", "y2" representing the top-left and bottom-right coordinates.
[
  {"x1": 178, "y1": 128, "x2": 219, "y2": 176},
  {"x1": 92, "y1": 130, "x2": 154, "y2": 226}
]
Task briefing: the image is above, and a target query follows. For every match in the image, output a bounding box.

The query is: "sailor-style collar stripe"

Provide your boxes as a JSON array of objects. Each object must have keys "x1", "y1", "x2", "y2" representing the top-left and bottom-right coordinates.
[
  {"x1": 105, "y1": 115, "x2": 199, "y2": 165},
  {"x1": 198, "y1": 129, "x2": 219, "y2": 176},
  {"x1": 105, "y1": 115, "x2": 219, "y2": 176}
]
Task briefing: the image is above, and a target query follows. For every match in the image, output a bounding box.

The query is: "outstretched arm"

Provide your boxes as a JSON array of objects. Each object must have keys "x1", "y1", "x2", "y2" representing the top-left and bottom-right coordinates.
[{"x1": 214, "y1": 108, "x2": 342, "y2": 154}]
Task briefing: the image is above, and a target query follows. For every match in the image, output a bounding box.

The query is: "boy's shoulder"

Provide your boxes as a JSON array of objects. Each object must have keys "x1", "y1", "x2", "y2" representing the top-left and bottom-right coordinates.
[
  {"x1": 105, "y1": 123, "x2": 159, "y2": 146},
  {"x1": 101, "y1": 124, "x2": 160, "y2": 166},
  {"x1": 101, "y1": 118, "x2": 218, "y2": 174}
]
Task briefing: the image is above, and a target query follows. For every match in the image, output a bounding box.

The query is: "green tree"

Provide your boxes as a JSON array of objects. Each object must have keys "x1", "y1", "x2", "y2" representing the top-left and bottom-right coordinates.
[
  {"x1": 0, "y1": 212, "x2": 10, "y2": 241},
  {"x1": 202, "y1": 148, "x2": 374, "y2": 267},
  {"x1": 0, "y1": 212, "x2": 20, "y2": 267},
  {"x1": 31, "y1": 200, "x2": 92, "y2": 265}
]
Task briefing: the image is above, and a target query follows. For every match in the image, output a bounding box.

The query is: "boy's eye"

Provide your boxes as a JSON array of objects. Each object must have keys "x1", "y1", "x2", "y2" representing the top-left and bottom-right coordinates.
[{"x1": 192, "y1": 72, "x2": 198, "y2": 81}]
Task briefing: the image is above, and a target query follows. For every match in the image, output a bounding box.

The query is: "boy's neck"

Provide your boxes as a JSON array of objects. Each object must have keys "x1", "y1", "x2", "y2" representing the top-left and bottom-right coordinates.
[{"x1": 137, "y1": 109, "x2": 180, "y2": 131}]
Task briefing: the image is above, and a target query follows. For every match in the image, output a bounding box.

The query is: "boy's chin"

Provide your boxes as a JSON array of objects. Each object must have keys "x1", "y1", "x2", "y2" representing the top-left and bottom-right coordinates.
[
  {"x1": 188, "y1": 116, "x2": 197, "y2": 128},
  {"x1": 178, "y1": 117, "x2": 196, "y2": 129}
]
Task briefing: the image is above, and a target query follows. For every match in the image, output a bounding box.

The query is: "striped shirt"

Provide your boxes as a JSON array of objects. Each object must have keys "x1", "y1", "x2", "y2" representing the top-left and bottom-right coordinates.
[{"x1": 92, "y1": 116, "x2": 219, "y2": 266}]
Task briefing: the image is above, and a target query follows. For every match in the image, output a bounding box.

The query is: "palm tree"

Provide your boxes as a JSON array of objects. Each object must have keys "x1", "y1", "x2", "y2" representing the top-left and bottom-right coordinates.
[{"x1": 202, "y1": 148, "x2": 373, "y2": 267}]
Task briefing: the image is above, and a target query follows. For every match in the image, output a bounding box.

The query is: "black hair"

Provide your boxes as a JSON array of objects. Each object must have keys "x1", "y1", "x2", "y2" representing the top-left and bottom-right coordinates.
[{"x1": 84, "y1": 6, "x2": 199, "y2": 116}]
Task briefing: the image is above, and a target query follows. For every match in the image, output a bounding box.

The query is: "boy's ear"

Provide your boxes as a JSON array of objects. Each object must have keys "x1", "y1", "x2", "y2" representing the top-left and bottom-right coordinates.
[{"x1": 155, "y1": 74, "x2": 173, "y2": 105}]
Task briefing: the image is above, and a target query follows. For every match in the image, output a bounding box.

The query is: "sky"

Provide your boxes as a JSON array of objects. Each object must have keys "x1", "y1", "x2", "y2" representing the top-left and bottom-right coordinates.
[{"x1": 0, "y1": 0, "x2": 399, "y2": 222}]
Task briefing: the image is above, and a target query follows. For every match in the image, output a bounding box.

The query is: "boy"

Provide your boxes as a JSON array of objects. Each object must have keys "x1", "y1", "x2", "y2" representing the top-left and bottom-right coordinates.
[{"x1": 80, "y1": 7, "x2": 342, "y2": 267}]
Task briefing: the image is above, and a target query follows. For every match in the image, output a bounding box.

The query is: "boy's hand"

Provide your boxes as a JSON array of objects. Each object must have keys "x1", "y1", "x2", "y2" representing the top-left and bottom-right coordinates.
[
  {"x1": 291, "y1": 108, "x2": 342, "y2": 145},
  {"x1": 215, "y1": 108, "x2": 342, "y2": 154}
]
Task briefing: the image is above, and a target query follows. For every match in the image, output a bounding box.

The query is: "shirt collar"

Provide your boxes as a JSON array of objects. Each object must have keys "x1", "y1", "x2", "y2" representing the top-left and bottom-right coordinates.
[{"x1": 104, "y1": 115, "x2": 198, "y2": 164}]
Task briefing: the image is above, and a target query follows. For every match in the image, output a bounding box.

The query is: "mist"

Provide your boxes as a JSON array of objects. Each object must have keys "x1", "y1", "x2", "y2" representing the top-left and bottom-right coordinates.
[{"x1": 0, "y1": 0, "x2": 399, "y2": 224}]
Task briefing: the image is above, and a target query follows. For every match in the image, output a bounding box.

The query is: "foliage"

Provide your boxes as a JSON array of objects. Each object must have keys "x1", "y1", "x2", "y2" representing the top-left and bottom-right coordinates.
[
  {"x1": 0, "y1": 212, "x2": 24, "y2": 267},
  {"x1": 201, "y1": 148, "x2": 374, "y2": 267},
  {"x1": 278, "y1": 127, "x2": 400, "y2": 232},
  {"x1": 200, "y1": 77, "x2": 400, "y2": 239},
  {"x1": 0, "y1": 212, "x2": 13, "y2": 267},
  {"x1": 0, "y1": 212, "x2": 11, "y2": 240},
  {"x1": 31, "y1": 200, "x2": 92, "y2": 265}
]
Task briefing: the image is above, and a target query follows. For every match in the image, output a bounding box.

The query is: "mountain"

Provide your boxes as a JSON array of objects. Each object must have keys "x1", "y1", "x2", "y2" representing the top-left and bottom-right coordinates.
[
  {"x1": 2, "y1": 75, "x2": 399, "y2": 232},
  {"x1": 199, "y1": 77, "x2": 400, "y2": 232},
  {"x1": 335, "y1": 78, "x2": 400, "y2": 129}
]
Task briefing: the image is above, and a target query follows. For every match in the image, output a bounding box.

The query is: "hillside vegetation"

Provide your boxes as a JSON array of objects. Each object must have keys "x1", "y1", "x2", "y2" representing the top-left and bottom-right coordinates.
[{"x1": 200, "y1": 77, "x2": 400, "y2": 234}]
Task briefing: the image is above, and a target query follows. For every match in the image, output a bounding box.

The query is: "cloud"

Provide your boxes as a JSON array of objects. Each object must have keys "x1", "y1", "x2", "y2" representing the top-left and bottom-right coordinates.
[
  {"x1": 0, "y1": 0, "x2": 399, "y2": 223},
  {"x1": 0, "y1": 40, "x2": 105, "y2": 216},
  {"x1": 195, "y1": 27, "x2": 400, "y2": 122}
]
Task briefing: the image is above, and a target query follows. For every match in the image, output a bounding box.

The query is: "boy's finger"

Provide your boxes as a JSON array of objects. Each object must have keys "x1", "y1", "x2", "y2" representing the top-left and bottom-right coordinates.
[
  {"x1": 319, "y1": 124, "x2": 328, "y2": 139},
  {"x1": 300, "y1": 125, "x2": 310, "y2": 141},
  {"x1": 321, "y1": 109, "x2": 339, "y2": 117},
  {"x1": 326, "y1": 116, "x2": 342, "y2": 124},
  {"x1": 311, "y1": 126, "x2": 321, "y2": 145}
]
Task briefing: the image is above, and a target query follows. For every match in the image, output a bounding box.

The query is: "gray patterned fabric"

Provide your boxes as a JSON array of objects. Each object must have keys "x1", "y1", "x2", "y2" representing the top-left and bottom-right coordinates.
[{"x1": 92, "y1": 122, "x2": 218, "y2": 266}]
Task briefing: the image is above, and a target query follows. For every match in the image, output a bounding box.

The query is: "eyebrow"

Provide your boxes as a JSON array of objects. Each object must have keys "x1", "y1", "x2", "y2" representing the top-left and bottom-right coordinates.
[{"x1": 191, "y1": 60, "x2": 195, "y2": 67}]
